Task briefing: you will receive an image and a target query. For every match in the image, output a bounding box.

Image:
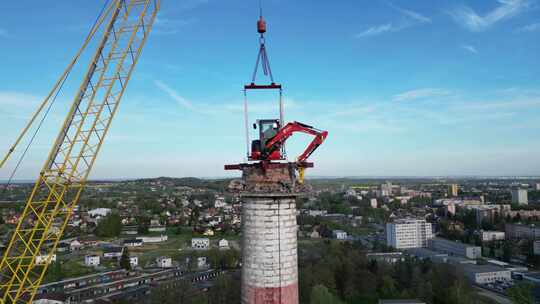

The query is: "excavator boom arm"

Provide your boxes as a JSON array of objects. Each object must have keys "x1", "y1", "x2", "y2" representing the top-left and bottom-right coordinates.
[{"x1": 265, "y1": 121, "x2": 328, "y2": 163}]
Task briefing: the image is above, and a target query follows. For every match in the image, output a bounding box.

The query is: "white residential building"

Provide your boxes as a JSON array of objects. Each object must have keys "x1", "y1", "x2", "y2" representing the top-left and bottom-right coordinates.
[
  {"x1": 481, "y1": 230, "x2": 505, "y2": 242},
  {"x1": 129, "y1": 256, "x2": 138, "y2": 267},
  {"x1": 88, "y1": 208, "x2": 112, "y2": 218},
  {"x1": 35, "y1": 254, "x2": 57, "y2": 265},
  {"x1": 123, "y1": 239, "x2": 143, "y2": 247},
  {"x1": 511, "y1": 189, "x2": 528, "y2": 205},
  {"x1": 218, "y1": 239, "x2": 229, "y2": 249},
  {"x1": 214, "y1": 196, "x2": 227, "y2": 208},
  {"x1": 192, "y1": 238, "x2": 210, "y2": 250},
  {"x1": 85, "y1": 255, "x2": 100, "y2": 266},
  {"x1": 156, "y1": 256, "x2": 172, "y2": 268},
  {"x1": 197, "y1": 257, "x2": 208, "y2": 269},
  {"x1": 137, "y1": 235, "x2": 168, "y2": 243},
  {"x1": 307, "y1": 210, "x2": 327, "y2": 217},
  {"x1": 386, "y1": 218, "x2": 433, "y2": 249},
  {"x1": 381, "y1": 182, "x2": 393, "y2": 197},
  {"x1": 370, "y1": 198, "x2": 378, "y2": 209},
  {"x1": 70, "y1": 240, "x2": 82, "y2": 251},
  {"x1": 332, "y1": 230, "x2": 348, "y2": 240},
  {"x1": 103, "y1": 247, "x2": 123, "y2": 259}
]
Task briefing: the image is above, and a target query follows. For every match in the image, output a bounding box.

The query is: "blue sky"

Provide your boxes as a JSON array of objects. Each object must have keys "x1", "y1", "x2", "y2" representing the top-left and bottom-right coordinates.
[{"x1": 0, "y1": 0, "x2": 539, "y2": 179}]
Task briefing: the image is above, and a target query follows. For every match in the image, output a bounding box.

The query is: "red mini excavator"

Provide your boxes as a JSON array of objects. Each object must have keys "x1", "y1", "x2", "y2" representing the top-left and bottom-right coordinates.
[
  {"x1": 248, "y1": 119, "x2": 328, "y2": 183},
  {"x1": 249, "y1": 119, "x2": 328, "y2": 163}
]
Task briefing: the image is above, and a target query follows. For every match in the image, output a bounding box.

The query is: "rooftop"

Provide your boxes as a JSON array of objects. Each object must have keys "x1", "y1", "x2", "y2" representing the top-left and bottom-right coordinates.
[{"x1": 461, "y1": 264, "x2": 509, "y2": 274}]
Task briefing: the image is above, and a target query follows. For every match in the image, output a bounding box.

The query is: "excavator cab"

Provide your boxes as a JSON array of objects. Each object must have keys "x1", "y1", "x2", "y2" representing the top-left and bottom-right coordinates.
[{"x1": 250, "y1": 119, "x2": 284, "y2": 161}]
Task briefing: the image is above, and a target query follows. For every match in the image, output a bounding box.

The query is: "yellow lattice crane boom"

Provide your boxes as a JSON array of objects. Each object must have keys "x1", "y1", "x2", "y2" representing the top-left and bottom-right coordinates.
[{"x1": 0, "y1": 1, "x2": 159, "y2": 302}]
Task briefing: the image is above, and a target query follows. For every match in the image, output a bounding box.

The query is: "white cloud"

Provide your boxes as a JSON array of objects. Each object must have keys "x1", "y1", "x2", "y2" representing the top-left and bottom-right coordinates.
[
  {"x1": 461, "y1": 45, "x2": 479, "y2": 54},
  {"x1": 449, "y1": 0, "x2": 532, "y2": 32},
  {"x1": 355, "y1": 23, "x2": 396, "y2": 38},
  {"x1": 330, "y1": 105, "x2": 377, "y2": 117},
  {"x1": 389, "y1": 3, "x2": 431, "y2": 23},
  {"x1": 178, "y1": 0, "x2": 209, "y2": 10},
  {"x1": 0, "y1": 92, "x2": 40, "y2": 108},
  {"x1": 518, "y1": 22, "x2": 540, "y2": 32},
  {"x1": 355, "y1": 4, "x2": 430, "y2": 38},
  {"x1": 456, "y1": 98, "x2": 540, "y2": 111},
  {"x1": 222, "y1": 98, "x2": 298, "y2": 115},
  {"x1": 152, "y1": 17, "x2": 197, "y2": 35},
  {"x1": 154, "y1": 80, "x2": 195, "y2": 110},
  {"x1": 153, "y1": 80, "x2": 295, "y2": 116},
  {"x1": 392, "y1": 88, "x2": 452, "y2": 102}
]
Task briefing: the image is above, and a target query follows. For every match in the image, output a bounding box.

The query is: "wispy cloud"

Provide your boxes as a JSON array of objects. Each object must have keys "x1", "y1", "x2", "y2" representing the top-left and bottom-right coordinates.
[
  {"x1": 154, "y1": 80, "x2": 195, "y2": 110},
  {"x1": 392, "y1": 88, "x2": 452, "y2": 102},
  {"x1": 178, "y1": 0, "x2": 209, "y2": 10},
  {"x1": 222, "y1": 98, "x2": 298, "y2": 115},
  {"x1": 518, "y1": 22, "x2": 540, "y2": 32},
  {"x1": 153, "y1": 80, "x2": 295, "y2": 116},
  {"x1": 456, "y1": 98, "x2": 540, "y2": 111},
  {"x1": 461, "y1": 45, "x2": 479, "y2": 54},
  {"x1": 355, "y1": 3, "x2": 430, "y2": 38},
  {"x1": 329, "y1": 105, "x2": 377, "y2": 118},
  {"x1": 355, "y1": 24, "x2": 396, "y2": 38},
  {"x1": 0, "y1": 92, "x2": 40, "y2": 108},
  {"x1": 449, "y1": 0, "x2": 532, "y2": 32},
  {"x1": 388, "y1": 3, "x2": 432, "y2": 23},
  {"x1": 152, "y1": 17, "x2": 197, "y2": 35}
]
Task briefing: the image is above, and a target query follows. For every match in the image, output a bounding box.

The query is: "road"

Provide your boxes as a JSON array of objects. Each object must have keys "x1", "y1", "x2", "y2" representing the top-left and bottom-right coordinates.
[{"x1": 475, "y1": 287, "x2": 512, "y2": 304}]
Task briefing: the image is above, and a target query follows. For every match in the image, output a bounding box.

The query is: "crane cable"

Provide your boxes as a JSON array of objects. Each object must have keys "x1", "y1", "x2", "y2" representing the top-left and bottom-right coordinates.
[
  {"x1": 251, "y1": 0, "x2": 274, "y2": 84},
  {"x1": 0, "y1": 0, "x2": 113, "y2": 191}
]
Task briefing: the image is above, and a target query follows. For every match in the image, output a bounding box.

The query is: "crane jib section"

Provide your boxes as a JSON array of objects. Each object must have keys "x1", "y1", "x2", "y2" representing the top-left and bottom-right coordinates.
[{"x1": 0, "y1": 0, "x2": 160, "y2": 303}]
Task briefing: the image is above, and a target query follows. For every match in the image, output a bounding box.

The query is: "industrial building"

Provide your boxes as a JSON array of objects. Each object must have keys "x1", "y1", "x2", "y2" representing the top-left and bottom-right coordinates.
[
  {"x1": 481, "y1": 230, "x2": 505, "y2": 242},
  {"x1": 428, "y1": 237, "x2": 481, "y2": 259},
  {"x1": 35, "y1": 268, "x2": 222, "y2": 303},
  {"x1": 366, "y1": 252, "x2": 405, "y2": 264},
  {"x1": 462, "y1": 264, "x2": 511, "y2": 284},
  {"x1": 406, "y1": 248, "x2": 476, "y2": 265},
  {"x1": 534, "y1": 241, "x2": 540, "y2": 255},
  {"x1": 386, "y1": 218, "x2": 433, "y2": 249},
  {"x1": 506, "y1": 223, "x2": 540, "y2": 239}
]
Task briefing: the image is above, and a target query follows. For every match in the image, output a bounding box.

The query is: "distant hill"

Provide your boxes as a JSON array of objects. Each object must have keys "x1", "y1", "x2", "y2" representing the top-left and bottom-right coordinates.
[{"x1": 133, "y1": 176, "x2": 233, "y2": 191}]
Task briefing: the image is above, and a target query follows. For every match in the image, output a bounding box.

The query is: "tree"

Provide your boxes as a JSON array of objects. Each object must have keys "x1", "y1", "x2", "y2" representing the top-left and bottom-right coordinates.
[
  {"x1": 151, "y1": 280, "x2": 199, "y2": 304},
  {"x1": 508, "y1": 282, "x2": 535, "y2": 304},
  {"x1": 503, "y1": 240, "x2": 514, "y2": 262},
  {"x1": 44, "y1": 261, "x2": 63, "y2": 282},
  {"x1": 119, "y1": 247, "x2": 131, "y2": 270},
  {"x1": 95, "y1": 213, "x2": 122, "y2": 237},
  {"x1": 207, "y1": 276, "x2": 240, "y2": 304},
  {"x1": 310, "y1": 285, "x2": 343, "y2": 304},
  {"x1": 207, "y1": 248, "x2": 222, "y2": 269}
]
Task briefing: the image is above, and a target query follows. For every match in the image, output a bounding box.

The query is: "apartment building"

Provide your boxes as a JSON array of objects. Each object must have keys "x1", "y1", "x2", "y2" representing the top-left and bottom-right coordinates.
[{"x1": 386, "y1": 218, "x2": 433, "y2": 249}]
